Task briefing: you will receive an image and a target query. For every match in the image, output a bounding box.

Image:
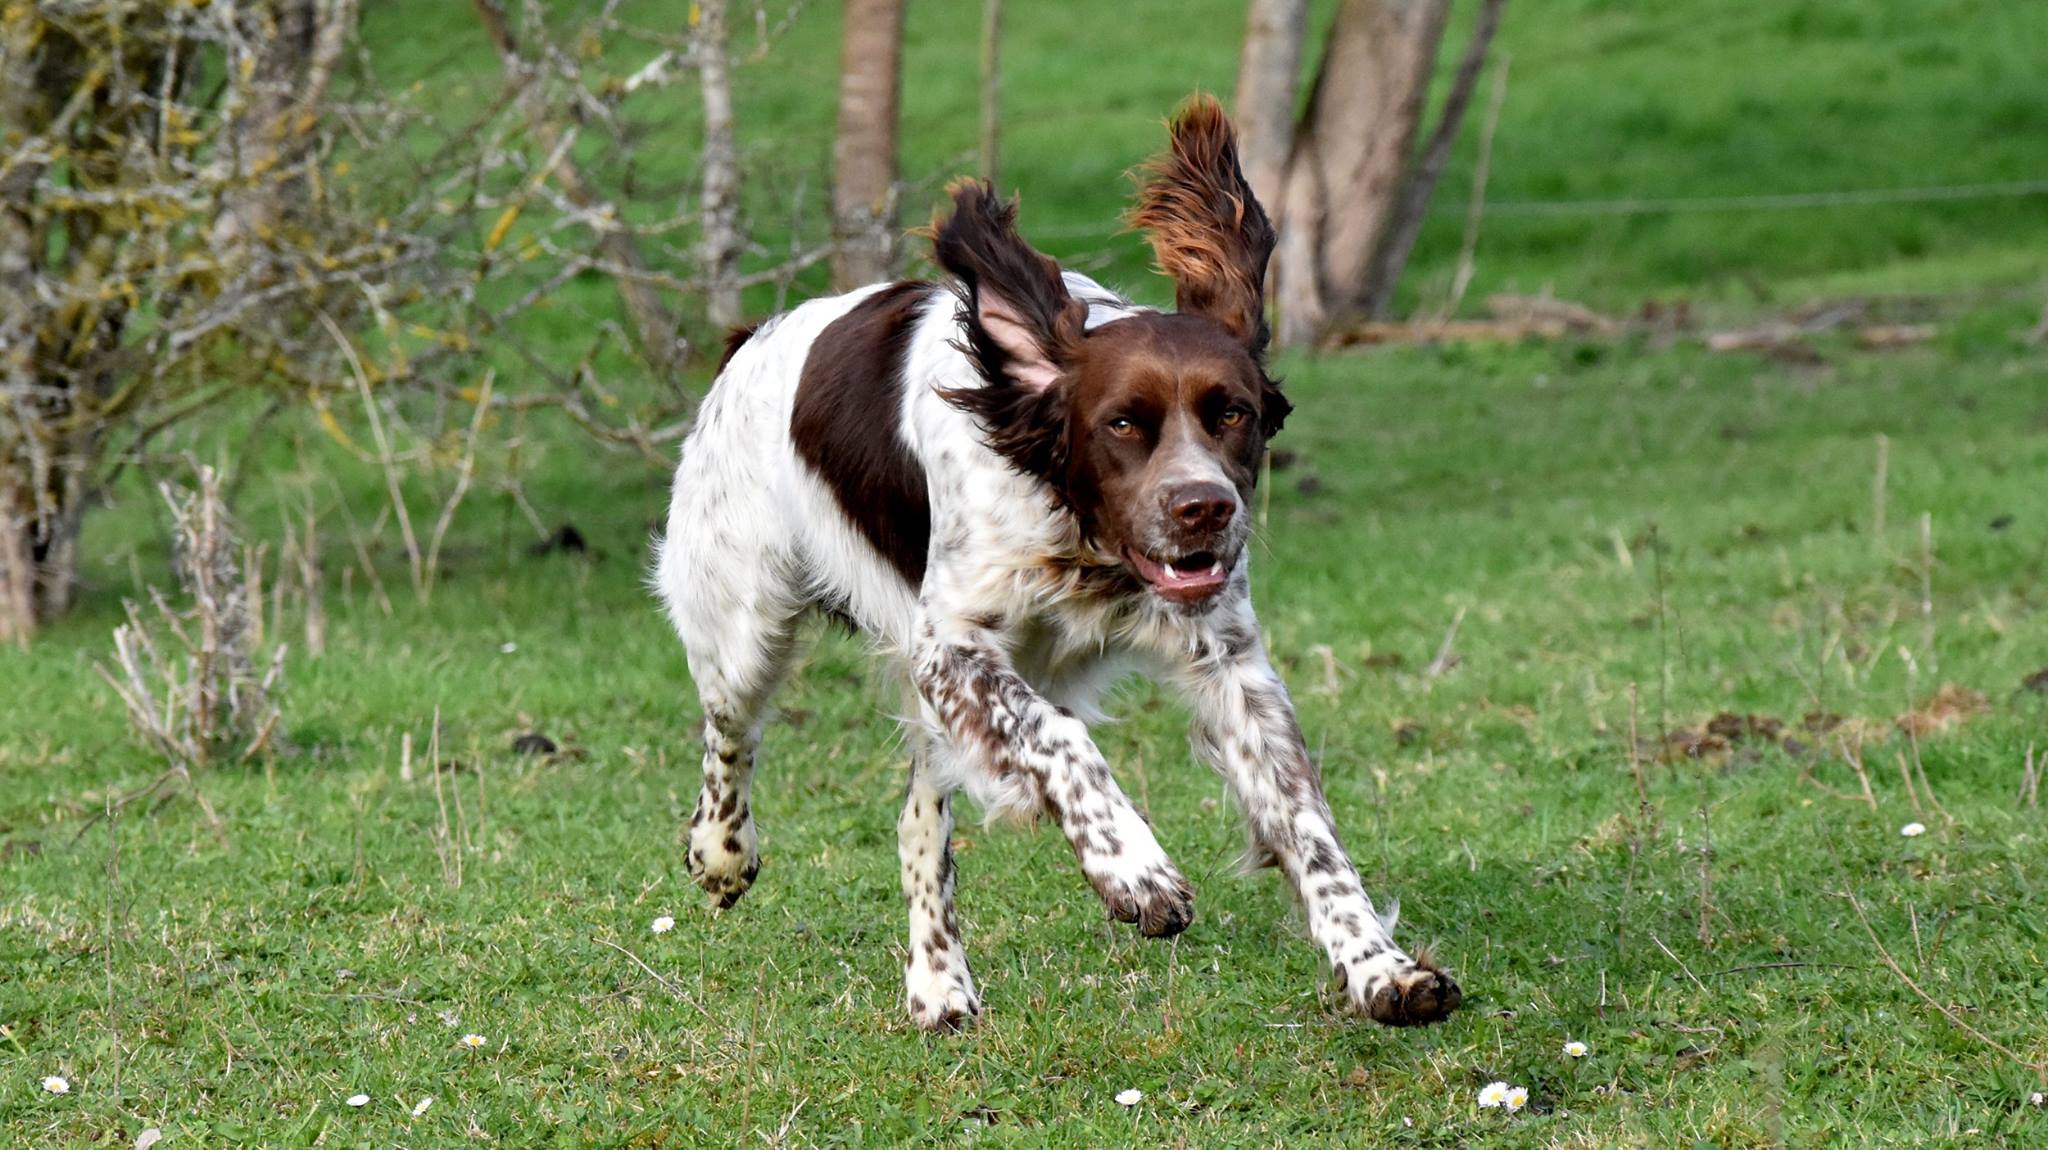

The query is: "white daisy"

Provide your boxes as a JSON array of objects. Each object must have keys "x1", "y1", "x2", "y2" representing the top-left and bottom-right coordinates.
[
  {"x1": 41, "y1": 1075, "x2": 70, "y2": 1095},
  {"x1": 1900, "y1": 822, "x2": 1926, "y2": 837},
  {"x1": 1477, "y1": 1081, "x2": 1509, "y2": 1108},
  {"x1": 1563, "y1": 1040, "x2": 1589, "y2": 1058},
  {"x1": 460, "y1": 1033, "x2": 486, "y2": 1048},
  {"x1": 499, "y1": 642, "x2": 518, "y2": 654},
  {"x1": 346, "y1": 1094, "x2": 370, "y2": 1108},
  {"x1": 1114, "y1": 1088, "x2": 1143, "y2": 1107},
  {"x1": 412, "y1": 1096, "x2": 434, "y2": 1117},
  {"x1": 1504, "y1": 1086, "x2": 1529, "y2": 1113},
  {"x1": 651, "y1": 915, "x2": 676, "y2": 935}
]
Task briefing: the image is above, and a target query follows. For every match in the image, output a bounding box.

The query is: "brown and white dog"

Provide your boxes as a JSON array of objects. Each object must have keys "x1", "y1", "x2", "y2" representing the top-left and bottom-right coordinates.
[{"x1": 655, "y1": 97, "x2": 1459, "y2": 1032}]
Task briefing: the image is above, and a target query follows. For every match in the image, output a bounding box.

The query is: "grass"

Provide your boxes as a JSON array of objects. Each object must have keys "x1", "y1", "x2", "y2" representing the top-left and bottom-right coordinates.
[
  {"x1": 6, "y1": 310, "x2": 2048, "y2": 1145},
  {"x1": 6, "y1": 2, "x2": 2048, "y2": 1145},
  {"x1": 364, "y1": 0, "x2": 2048, "y2": 324}
]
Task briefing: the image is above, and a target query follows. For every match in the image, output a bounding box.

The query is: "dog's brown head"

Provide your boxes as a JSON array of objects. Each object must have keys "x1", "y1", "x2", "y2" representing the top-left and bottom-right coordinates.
[{"x1": 935, "y1": 95, "x2": 1286, "y2": 608}]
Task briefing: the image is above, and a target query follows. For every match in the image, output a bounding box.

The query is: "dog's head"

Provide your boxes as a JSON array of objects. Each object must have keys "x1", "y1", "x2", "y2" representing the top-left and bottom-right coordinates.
[{"x1": 935, "y1": 95, "x2": 1286, "y2": 609}]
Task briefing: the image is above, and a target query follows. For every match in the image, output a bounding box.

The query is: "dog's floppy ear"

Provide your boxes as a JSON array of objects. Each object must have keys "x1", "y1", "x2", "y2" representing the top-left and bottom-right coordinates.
[
  {"x1": 1129, "y1": 94, "x2": 1276, "y2": 360},
  {"x1": 932, "y1": 179, "x2": 1087, "y2": 391},
  {"x1": 932, "y1": 180, "x2": 1087, "y2": 485}
]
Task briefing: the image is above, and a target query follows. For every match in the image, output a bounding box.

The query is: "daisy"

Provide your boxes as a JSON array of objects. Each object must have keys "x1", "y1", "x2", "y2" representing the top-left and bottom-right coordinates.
[
  {"x1": 460, "y1": 1033, "x2": 486, "y2": 1048},
  {"x1": 1900, "y1": 822, "x2": 1926, "y2": 837},
  {"x1": 41, "y1": 1075, "x2": 70, "y2": 1095},
  {"x1": 346, "y1": 1094, "x2": 370, "y2": 1108},
  {"x1": 1563, "y1": 1040, "x2": 1589, "y2": 1058},
  {"x1": 412, "y1": 1096, "x2": 434, "y2": 1117},
  {"x1": 1114, "y1": 1088, "x2": 1143, "y2": 1107},
  {"x1": 1504, "y1": 1086, "x2": 1529, "y2": 1113},
  {"x1": 1477, "y1": 1081, "x2": 1509, "y2": 1108},
  {"x1": 651, "y1": 915, "x2": 676, "y2": 935}
]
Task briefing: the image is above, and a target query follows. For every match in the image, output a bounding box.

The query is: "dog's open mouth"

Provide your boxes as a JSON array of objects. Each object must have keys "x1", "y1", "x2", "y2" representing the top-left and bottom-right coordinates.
[{"x1": 1124, "y1": 547, "x2": 1231, "y2": 604}]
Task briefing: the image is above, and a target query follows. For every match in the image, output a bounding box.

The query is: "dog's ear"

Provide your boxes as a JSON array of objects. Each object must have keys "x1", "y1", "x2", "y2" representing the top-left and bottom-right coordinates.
[
  {"x1": 931, "y1": 179, "x2": 1087, "y2": 391},
  {"x1": 1129, "y1": 94, "x2": 1276, "y2": 360}
]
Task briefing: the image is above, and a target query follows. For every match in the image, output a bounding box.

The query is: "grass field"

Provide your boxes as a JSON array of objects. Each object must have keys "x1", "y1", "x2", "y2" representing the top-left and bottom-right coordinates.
[
  {"x1": 6, "y1": 1, "x2": 2048, "y2": 1146},
  {"x1": 7, "y1": 315, "x2": 2047, "y2": 1145}
]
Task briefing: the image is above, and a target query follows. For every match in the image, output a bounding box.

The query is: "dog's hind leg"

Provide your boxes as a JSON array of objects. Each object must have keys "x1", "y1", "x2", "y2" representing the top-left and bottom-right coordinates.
[
  {"x1": 898, "y1": 731, "x2": 980, "y2": 1031},
  {"x1": 661, "y1": 541, "x2": 802, "y2": 910}
]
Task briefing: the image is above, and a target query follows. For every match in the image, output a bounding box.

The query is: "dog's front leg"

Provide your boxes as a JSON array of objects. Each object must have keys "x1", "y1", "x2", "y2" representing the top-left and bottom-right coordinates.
[
  {"x1": 1177, "y1": 605, "x2": 1461, "y2": 1026},
  {"x1": 913, "y1": 617, "x2": 1194, "y2": 937}
]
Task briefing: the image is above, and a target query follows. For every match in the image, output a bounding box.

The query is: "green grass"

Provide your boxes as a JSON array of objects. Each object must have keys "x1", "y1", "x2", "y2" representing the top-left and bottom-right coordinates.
[
  {"x1": 6, "y1": 310, "x2": 2048, "y2": 1145},
  {"x1": 7, "y1": 3, "x2": 2048, "y2": 1145},
  {"x1": 362, "y1": 0, "x2": 2048, "y2": 325}
]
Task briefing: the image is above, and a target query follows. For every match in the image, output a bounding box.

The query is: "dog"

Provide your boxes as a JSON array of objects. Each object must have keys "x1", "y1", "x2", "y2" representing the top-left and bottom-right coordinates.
[{"x1": 655, "y1": 96, "x2": 1459, "y2": 1032}]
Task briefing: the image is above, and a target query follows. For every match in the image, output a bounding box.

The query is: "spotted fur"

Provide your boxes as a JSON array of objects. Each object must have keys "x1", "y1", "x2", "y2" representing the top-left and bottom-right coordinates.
[{"x1": 654, "y1": 96, "x2": 1458, "y2": 1032}]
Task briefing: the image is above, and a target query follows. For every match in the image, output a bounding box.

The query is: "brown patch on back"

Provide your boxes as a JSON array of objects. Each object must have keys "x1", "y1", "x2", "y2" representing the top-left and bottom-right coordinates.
[{"x1": 791, "y1": 282, "x2": 935, "y2": 585}]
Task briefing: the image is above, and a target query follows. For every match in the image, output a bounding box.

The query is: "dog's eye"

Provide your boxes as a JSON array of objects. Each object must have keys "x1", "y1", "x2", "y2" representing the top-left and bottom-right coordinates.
[
  {"x1": 1106, "y1": 417, "x2": 1140, "y2": 438},
  {"x1": 1218, "y1": 406, "x2": 1251, "y2": 429}
]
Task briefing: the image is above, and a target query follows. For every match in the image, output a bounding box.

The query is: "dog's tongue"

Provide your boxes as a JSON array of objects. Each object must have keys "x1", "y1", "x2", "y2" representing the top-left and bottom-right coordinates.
[{"x1": 1127, "y1": 549, "x2": 1226, "y2": 598}]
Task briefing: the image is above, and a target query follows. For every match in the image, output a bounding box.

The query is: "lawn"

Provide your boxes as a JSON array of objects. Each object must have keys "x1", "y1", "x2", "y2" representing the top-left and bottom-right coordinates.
[
  {"x1": 7, "y1": 314, "x2": 2047, "y2": 1145},
  {"x1": 6, "y1": 1, "x2": 2048, "y2": 1146}
]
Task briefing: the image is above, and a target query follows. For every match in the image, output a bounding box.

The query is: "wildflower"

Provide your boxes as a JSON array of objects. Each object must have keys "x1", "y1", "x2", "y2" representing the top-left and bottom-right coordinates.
[
  {"x1": 1900, "y1": 822, "x2": 1926, "y2": 837},
  {"x1": 460, "y1": 1033, "x2": 486, "y2": 1048},
  {"x1": 1477, "y1": 1081, "x2": 1509, "y2": 1108},
  {"x1": 412, "y1": 1096, "x2": 434, "y2": 1117},
  {"x1": 1114, "y1": 1088, "x2": 1143, "y2": 1107},
  {"x1": 1504, "y1": 1086, "x2": 1529, "y2": 1113},
  {"x1": 2032, "y1": 1091, "x2": 2045, "y2": 1107},
  {"x1": 651, "y1": 915, "x2": 676, "y2": 935},
  {"x1": 41, "y1": 1075, "x2": 70, "y2": 1095},
  {"x1": 1563, "y1": 1040, "x2": 1589, "y2": 1058},
  {"x1": 346, "y1": 1094, "x2": 370, "y2": 1108},
  {"x1": 500, "y1": 642, "x2": 518, "y2": 654}
]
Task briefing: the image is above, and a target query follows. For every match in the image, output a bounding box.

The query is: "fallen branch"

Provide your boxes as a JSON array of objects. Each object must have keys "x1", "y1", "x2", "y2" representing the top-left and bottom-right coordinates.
[{"x1": 1836, "y1": 890, "x2": 2047, "y2": 1080}]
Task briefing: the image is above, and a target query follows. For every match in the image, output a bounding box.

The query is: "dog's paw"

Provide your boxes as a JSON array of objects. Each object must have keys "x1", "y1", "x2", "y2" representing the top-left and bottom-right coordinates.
[
  {"x1": 906, "y1": 967, "x2": 981, "y2": 1033},
  {"x1": 1336, "y1": 953, "x2": 1462, "y2": 1027},
  {"x1": 687, "y1": 816, "x2": 759, "y2": 909},
  {"x1": 1090, "y1": 862, "x2": 1196, "y2": 938}
]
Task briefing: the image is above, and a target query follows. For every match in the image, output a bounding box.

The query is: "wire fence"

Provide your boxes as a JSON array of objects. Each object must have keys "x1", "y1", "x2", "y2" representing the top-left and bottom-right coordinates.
[{"x1": 1025, "y1": 176, "x2": 2048, "y2": 241}]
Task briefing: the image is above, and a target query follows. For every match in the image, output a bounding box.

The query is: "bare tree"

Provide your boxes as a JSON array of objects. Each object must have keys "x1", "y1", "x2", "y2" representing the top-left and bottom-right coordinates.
[
  {"x1": 0, "y1": 1, "x2": 409, "y2": 643},
  {"x1": 471, "y1": 0, "x2": 684, "y2": 371},
  {"x1": 698, "y1": 0, "x2": 745, "y2": 328},
  {"x1": 1240, "y1": 0, "x2": 1506, "y2": 347},
  {"x1": 1232, "y1": 0, "x2": 1307, "y2": 210},
  {"x1": 831, "y1": 0, "x2": 907, "y2": 288},
  {"x1": 213, "y1": 0, "x2": 358, "y2": 256}
]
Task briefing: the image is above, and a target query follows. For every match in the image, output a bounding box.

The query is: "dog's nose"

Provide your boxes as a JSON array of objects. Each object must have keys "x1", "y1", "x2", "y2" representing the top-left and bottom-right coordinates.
[{"x1": 1168, "y1": 483, "x2": 1236, "y2": 534}]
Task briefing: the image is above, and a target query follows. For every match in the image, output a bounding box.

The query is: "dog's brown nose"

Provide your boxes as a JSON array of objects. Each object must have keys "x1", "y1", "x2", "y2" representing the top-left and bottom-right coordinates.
[{"x1": 1168, "y1": 483, "x2": 1236, "y2": 534}]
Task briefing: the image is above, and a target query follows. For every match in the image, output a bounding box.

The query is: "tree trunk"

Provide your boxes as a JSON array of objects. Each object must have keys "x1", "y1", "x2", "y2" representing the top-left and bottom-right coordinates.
[
  {"x1": 1232, "y1": 0, "x2": 1307, "y2": 212},
  {"x1": 979, "y1": 0, "x2": 1002, "y2": 185},
  {"x1": 831, "y1": 0, "x2": 906, "y2": 289},
  {"x1": 1358, "y1": 0, "x2": 1504, "y2": 320},
  {"x1": 0, "y1": 433, "x2": 92, "y2": 645},
  {"x1": 697, "y1": 0, "x2": 744, "y2": 328},
  {"x1": 1, "y1": 12, "x2": 84, "y2": 642},
  {"x1": 1272, "y1": 0, "x2": 1450, "y2": 346}
]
